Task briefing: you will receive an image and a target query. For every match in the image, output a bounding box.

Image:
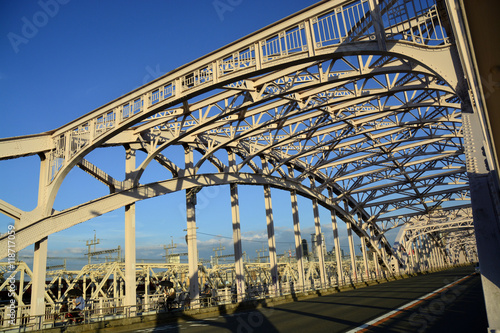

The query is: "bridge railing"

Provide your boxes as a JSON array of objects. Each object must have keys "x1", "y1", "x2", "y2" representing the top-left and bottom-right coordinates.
[{"x1": 0, "y1": 258, "x2": 460, "y2": 331}]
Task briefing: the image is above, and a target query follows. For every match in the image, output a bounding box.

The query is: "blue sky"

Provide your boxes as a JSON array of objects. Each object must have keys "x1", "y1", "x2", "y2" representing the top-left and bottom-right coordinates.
[{"x1": 0, "y1": 0, "x2": 390, "y2": 268}]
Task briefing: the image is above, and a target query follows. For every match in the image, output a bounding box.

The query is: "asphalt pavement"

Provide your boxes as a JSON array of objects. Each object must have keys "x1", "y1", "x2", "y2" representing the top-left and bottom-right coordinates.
[{"x1": 118, "y1": 266, "x2": 487, "y2": 333}]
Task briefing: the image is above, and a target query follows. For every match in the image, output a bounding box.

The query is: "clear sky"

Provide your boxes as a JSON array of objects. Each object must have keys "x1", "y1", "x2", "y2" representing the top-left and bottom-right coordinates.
[{"x1": 0, "y1": 0, "x2": 396, "y2": 269}]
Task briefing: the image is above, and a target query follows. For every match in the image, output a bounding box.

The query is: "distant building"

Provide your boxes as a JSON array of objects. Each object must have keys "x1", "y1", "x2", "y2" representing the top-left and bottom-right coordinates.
[
  {"x1": 301, "y1": 239, "x2": 309, "y2": 257},
  {"x1": 310, "y1": 233, "x2": 327, "y2": 258}
]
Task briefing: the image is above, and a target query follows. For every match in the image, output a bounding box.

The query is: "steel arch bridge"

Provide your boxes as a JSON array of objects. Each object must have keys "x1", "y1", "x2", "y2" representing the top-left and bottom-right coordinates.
[{"x1": 1, "y1": 0, "x2": 498, "y2": 329}]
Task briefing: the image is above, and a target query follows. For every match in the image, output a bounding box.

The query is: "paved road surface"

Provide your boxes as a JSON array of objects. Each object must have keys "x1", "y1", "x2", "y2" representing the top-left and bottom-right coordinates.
[{"x1": 117, "y1": 266, "x2": 487, "y2": 332}]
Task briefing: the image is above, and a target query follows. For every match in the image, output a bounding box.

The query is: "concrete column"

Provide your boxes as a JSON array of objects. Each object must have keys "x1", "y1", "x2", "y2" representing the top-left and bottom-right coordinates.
[
  {"x1": 417, "y1": 237, "x2": 424, "y2": 270},
  {"x1": 408, "y1": 241, "x2": 416, "y2": 273},
  {"x1": 124, "y1": 147, "x2": 136, "y2": 309},
  {"x1": 229, "y1": 152, "x2": 245, "y2": 302},
  {"x1": 230, "y1": 184, "x2": 245, "y2": 301},
  {"x1": 331, "y1": 211, "x2": 344, "y2": 285},
  {"x1": 144, "y1": 267, "x2": 149, "y2": 311},
  {"x1": 312, "y1": 194, "x2": 327, "y2": 287},
  {"x1": 30, "y1": 237, "x2": 48, "y2": 324},
  {"x1": 290, "y1": 189, "x2": 305, "y2": 291},
  {"x1": 431, "y1": 242, "x2": 439, "y2": 269},
  {"x1": 368, "y1": 225, "x2": 381, "y2": 279},
  {"x1": 30, "y1": 154, "x2": 50, "y2": 325},
  {"x1": 360, "y1": 236, "x2": 369, "y2": 280},
  {"x1": 264, "y1": 185, "x2": 279, "y2": 296},
  {"x1": 373, "y1": 252, "x2": 380, "y2": 279},
  {"x1": 345, "y1": 202, "x2": 357, "y2": 282},
  {"x1": 185, "y1": 146, "x2": 200, "y2": 306},
  {"x1": 346, "y1": 222, "x2": 357, "y2": 282},
  {"x1": 358, "y1": 214, "x2": 369, "y2": 280},
  {"x1": 425, "y1": 238, "x2": 436, "y2": 269},
  {"x1": 413, "y1": 239, "x2": 420, "y2": 271}
]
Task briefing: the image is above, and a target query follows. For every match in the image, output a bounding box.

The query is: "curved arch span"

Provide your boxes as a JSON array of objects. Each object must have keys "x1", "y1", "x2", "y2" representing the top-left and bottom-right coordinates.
[{"x1": 3, "y1": 172, "x2": 387, "y2": 263}]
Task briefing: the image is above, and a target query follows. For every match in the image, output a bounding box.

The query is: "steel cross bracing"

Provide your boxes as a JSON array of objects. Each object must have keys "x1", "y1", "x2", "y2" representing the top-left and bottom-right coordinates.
[{"x1": 0, "y1": 0, "x2": 471, "y2": 277}]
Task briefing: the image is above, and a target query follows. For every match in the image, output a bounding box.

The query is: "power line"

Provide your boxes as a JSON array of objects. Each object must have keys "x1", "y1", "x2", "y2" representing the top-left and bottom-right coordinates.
[{"x1": 197, "y1": 231, "x2": 295, "y2": 245}]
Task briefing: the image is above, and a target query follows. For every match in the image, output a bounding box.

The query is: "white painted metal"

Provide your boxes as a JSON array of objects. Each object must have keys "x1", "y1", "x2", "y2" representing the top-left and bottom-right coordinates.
[{"x1": 0, "y1": 0, "x2": 492, "y2": 325}]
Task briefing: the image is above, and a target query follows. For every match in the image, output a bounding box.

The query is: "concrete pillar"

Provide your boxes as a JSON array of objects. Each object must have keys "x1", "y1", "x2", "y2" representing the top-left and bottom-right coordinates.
[
  {"x1": 413, "y1": 239, "x2": 420, "y2": 271},
  {"x1": 124, "y1": 147, "x2": 136, "y2": 309},
  {"x1": 425, "y1": 238, "x2": 436, "y2": 269},
  {"x1": 359, "y1": 214, "x2": 369, "y2": 280},
  {"x1": 360, "y1": 236, "x2": 369, "y2": 280},
  {"x1": 328, "y1": 188, "x2": 343, "y2": 285},
  {"x1": 144, "y1": 267, "x2": 150, "y2": 311},
  {"x1": 185, "y1": 146, "x2": 200, "y2": 307},
  {"x1": 408, "y1": 241, "x2": 416, "y2": 273},
  {"x1": 312, "y1": 194, "x2": 327, "y2": 287},
  {"x1": 229, "y1": 152, "x2": 245, "y2": 302},
  {"x1": 30, "y1": 153, "x2": 50, "y2": 325},
  {"x1": 30, "y1": 237, "x2": 48, "y2": 325},
  {"x1": 345, "y1": 202, "x2": 357, "y2": 282},
  {"x1": 264, "y1": 185, "x2": 279, "y2": 296},
  {"x1": 290, "y1": 188, "x2": 305, "y2": 291},
  {"x1": 373, "y1": 251, "x2": 380, "y2": 279},
  {"x1": 417, "y1": 237, "x2": 424, "y2": 270},
  {"x1": 230, "y1": 184, "x2": 245, "y2": 302},
  {"x1": 346, "y1": 222, "x2": 357, "y2": 282}
]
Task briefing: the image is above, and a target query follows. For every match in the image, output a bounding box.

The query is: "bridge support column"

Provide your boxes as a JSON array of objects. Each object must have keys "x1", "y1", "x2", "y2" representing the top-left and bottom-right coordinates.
[
  {"x1": 346, "y1": 222, "x2": 357, "y2": 283},
  {"x1": 185, "y1": 146, "x2": 200, "y2": 307},
  {"x1": 359, "y1": 214, "x2": 369, "y2": 281},
  {"x1": 144, "y1": 267, "x2": 150, "y2": 311},
  {"x1": 30, "y1": 237, "x2": 48, "y2": 326},
  {"x1": 413, "y1": 240, "x2": 420, "y2": 271},
  {"x1": 426, "y1": 238, "x2": 436, "y2": 270},
  {"x1": 30, "y1": 153, "x2": 50, "y2": 326},
  {"x1": 230, "y1": 183, "x2": 245, "y2": 302},
  {"x1": 345, "y1": 202, "x2": 357, "y2": 283},
  {"x1": 417, "y1": 237, "x2": 424, "y2": 270},
  {"x1": 409, "y1": 242, "x2": 417, "y2": 273},
  {"x1": 290, "y1": 188, "x2": 305, "y2": 292},
  {"x1": 329, "y1": 201, "x2": 343, "y2": 285},
  {"x1": 373, "y1": 252, "x2": 380, "y2": 279},
  {"x1": 312, "y1": 193, "x2": 327, "y2": 288},
  {"x1": 264, "y1": 185, "x2": 279, "y2": 296},
  {"x1": 346, "y1": 222, "x2": 358, "y2": 282},
  {"x1": 124, "y1": 147, "x2": 136, "y2": 311},
  {"x1": 229, "y1": 152, "x2": 245, "y2": 302},
  {"x1": 360, "y1": 236, "x2": 369, "y2": 280}
]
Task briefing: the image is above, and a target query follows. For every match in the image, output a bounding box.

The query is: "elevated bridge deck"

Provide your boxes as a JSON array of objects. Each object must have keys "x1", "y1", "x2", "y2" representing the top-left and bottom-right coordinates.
[{"x1": 34, "y1": 265, "x2": 486, "y2": 333}]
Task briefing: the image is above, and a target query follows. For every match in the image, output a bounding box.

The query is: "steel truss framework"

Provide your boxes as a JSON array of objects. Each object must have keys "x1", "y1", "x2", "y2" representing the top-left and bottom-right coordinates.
[{"x1": 0, "y1": 0, "x2": 487, "y2": 327}]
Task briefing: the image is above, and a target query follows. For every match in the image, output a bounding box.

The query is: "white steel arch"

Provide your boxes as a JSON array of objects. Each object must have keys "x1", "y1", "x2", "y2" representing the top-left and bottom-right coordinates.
[{"x1": 1, "y1": 0, "x2": 492, "y2": 328}]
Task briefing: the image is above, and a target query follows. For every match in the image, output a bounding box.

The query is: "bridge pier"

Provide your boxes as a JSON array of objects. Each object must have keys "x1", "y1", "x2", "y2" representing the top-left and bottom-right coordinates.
[
  {"x1": 124, "y1": 147, "x2": 137, "y2": 310},
  {"x1": 359, "y1": 213, "x2": 369, "y2": 280},
  {"x1": 185, "y1": 146, "x2": 200, "y2": 307},
  {"x1": 30, "y1": 237, "x2": 48, "y2": 326},
  {"x1": 330, "y1": 208, "x2": 343, "y2": 285},
  {"x1": 263, "y1": 184, "x2": 279, "y2": 296},
  {"x1": 345, "y1": 201, "x2": 358, "y2": 283},
  {"x1": 228, "y1": 152, "x2": 245, "y2": 302},
  {"x1": 311, "y1": 182, "x2": 327, "y2": 287},
  {"x1": 290, "y1": 188, "x2": 305, "y2": 291}
]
